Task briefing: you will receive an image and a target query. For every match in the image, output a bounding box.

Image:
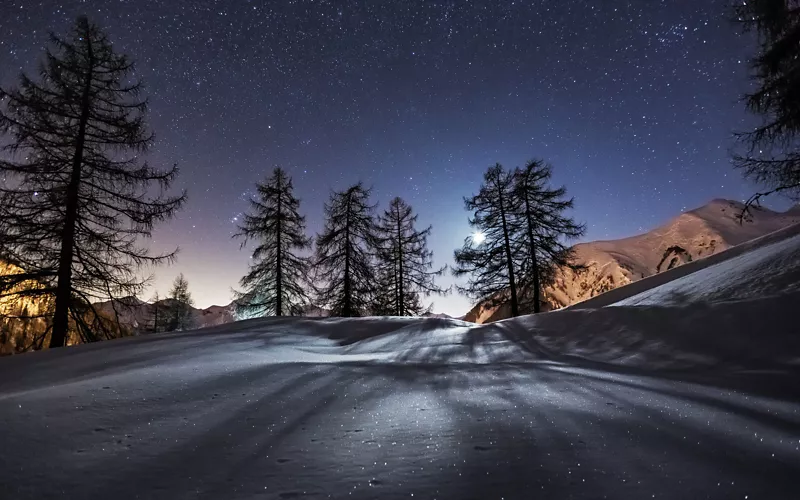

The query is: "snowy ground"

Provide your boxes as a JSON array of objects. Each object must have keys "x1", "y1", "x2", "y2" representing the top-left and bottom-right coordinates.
[{"x1": 1, "y1": 226, "x2": 799, "y2": 499}]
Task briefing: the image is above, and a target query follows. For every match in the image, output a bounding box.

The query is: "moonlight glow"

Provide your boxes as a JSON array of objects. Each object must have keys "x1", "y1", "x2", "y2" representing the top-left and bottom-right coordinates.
[{"x1": 471, "y1": 231, "x2": 486, "y2": 245}]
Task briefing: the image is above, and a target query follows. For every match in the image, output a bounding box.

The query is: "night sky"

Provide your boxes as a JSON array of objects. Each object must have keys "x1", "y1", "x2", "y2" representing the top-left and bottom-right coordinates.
[{"x1": 0, "y1": 0, "x2": 778, "y2": 315}]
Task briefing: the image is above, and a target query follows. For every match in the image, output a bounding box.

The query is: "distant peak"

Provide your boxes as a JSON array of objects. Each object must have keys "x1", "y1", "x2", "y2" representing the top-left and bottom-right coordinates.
[
  {"x1": 708, "y1": 198, "x2": 738, "y2": 204},
  {"x1": 694, "y1": 198, "x2": 742, "y2": 211}
]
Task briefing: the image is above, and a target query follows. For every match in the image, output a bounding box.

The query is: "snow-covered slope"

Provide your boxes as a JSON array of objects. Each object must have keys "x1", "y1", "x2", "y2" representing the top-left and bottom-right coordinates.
[
  {"x1": 25, "y1": 220, "x2": 796, "y2": 372},
  {"x1": 497, "y1": 221, "x2": 800, "y2": 369},
  {"x1": 465, "y1": 198, "x2": 800, "y2": 323}
]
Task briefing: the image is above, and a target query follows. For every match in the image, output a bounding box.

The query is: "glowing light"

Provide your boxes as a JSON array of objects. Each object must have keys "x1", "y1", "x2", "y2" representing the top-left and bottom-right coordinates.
[{"x1": 471, "y1": 231, "x2": 486, "y2": 245}]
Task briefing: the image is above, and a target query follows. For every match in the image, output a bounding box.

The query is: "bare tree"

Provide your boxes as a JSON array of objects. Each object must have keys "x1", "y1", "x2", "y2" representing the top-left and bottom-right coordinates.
[
  {"x1": 453, "y1": 164, "x2": 521, "y2": 317},
  {"x1": 511, "y1": 160, "x2": 585, "y2": 313},
  {"x1": 165, "y1": 274, "x2": 194, "y2": 331},
  {"x1": 374, "y1": 197, "x2": 447, "y2": 316},
  {"x1": 234, "y1": 167, "x2": 311, "y2": 318},
  {"x1": 313, "y1": 183, "x2": 377, "y2": 317},
  {"x1": 733, "y1": 0, "x2": 800, "y2": 215},
  {"x1": 0, "y1": 18, "x2": 185, "y2": 347}
]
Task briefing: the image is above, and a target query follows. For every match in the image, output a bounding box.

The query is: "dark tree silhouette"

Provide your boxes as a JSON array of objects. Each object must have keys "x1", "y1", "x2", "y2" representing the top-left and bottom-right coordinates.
[
  {"x1": 511, "y1": 160, "x2": 585, "y2": 313},
  {"x1": 453, "y1": 164, "x2": 521, "y2": 317},
  {"x1": 374, "y1": 197, "x2": 447, "y2": 316},
  {"x1": 234, "y1": 167, "x2": 311, "y2": 318},
  {"x1": 313, "y1": 183, "x2": 377, "y2": 317},
  {"x1": 0, "y1": 17, "x2": 185, "y2": 347},
  {"x1": 166, "y1": 274, "x2": 194, "y2": 331},
  {"x1": 149, "y1": 292, "x2": 164, "y2": 333},
  {"x1": 371, "y1": 269, "x2": 401, "y2": 316},
  {"x1": 734, "y1": 0, "x2": 800, "y2": 213}
]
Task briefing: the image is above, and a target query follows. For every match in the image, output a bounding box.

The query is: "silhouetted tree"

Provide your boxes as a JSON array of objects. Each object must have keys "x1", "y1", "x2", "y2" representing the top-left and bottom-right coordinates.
[
  {"x1": 371, "y1": 269, "x2": 399, "y2": 316},
  {"x1": 374, "y1": 197, "x2": 447, "y2": 316},
  {"x1": 734, "y1": 0, "x2": 800, "y2": 213},
  {"x1": 453, "y1": 164, "x2": 521, "y2": 317},
  {"x1": 149, "y1": 292, "x2": 164, "y2": 333},
  {"x1": 511, "y1": 160, "x2": 585, "y2": 313},
  {"x1": 234, "y1": 168, "x2": 311, "y2": 318},
  {"x1": 313, "y1": 183, "x2": 377, "y2": 317},
  {"x1": 0, "y1": 17, "x2": 185, "y2": 347},
  {"x1": 166, "y1": 274, "x2": 194, "y2": 331}
]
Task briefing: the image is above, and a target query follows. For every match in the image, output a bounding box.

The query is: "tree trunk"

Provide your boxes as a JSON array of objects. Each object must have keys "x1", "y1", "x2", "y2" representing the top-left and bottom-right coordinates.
[
  {"x1": 50, "y1": 36, "x2": 94, "y2": 348},
  {"x1": 275, "y1": 178, "x2": 283, "y2": 317},
  {"x1": 395, "y1": 206, "x2": 404, "y2": 316},
  {"x1": 524, "y1": 195, "x2": 541, "y2": 314},
  {"x1": 498, "y1": 187, "x2": 519, "y2": 317},
  {"x1": 342, "y1": 194, "x2": 352, "y2": 317}
]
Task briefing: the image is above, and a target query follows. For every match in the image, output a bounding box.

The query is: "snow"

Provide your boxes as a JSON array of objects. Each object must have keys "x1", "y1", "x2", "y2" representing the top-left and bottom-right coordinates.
[
  {"x1": 1, "y1": 220, "x2": 800, "y2": 498},
  {"x1": 497, "y1": 222, "x2": 800, "y2": 370}
]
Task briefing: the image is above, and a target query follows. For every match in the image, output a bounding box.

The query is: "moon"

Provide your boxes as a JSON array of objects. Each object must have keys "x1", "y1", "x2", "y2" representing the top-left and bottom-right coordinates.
[{"x1": 471, "y1": 231, "x2": 486, "y2": 245}]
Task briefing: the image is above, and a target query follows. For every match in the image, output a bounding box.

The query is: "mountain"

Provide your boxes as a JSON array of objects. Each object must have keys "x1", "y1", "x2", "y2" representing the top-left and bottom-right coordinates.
[
  {"x1": 93, "y1": 300, "x2": 336, "y2": 333},
  {"x1": 464, "y1": 199, "x2": 800, "y2": 323},
  {"x1": 94, "y1": 298, "x2": 236, "y2": 333}
]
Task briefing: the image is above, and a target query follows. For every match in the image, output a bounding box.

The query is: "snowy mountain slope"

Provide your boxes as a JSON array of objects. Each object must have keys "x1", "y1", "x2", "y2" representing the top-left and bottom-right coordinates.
[
  {"x1": 1, "y1": 227, "x2": 800, "y2": 499},
  {"x1": 465, "y1": 198, "x2": 800, "y2": 323},
  {"x1": 497, "y1": 221, "x2": 800, "y2": 369},
  {"x1": 572, "y1": 220, "x2": 800, "y2": 309}
]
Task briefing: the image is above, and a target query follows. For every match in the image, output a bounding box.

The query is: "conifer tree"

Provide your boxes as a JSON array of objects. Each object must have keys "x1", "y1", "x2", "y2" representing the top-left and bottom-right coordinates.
[
  {"x1": 149, "y1": 292, "x2": 164, "y2": 333},
  {"x1": 511, "y1": 160, "x2": 585, "y2": 313},
  {"x1": 374, "y1": 197, "x2": 447, "y2": 316},
  {"x1": 234, "y1": 168, "x2": 311, "y2": 318},
  {"x1": 0, "y1": 17, "x2": 185, "y2": 347},
  {"x1": 453, "y1": 164, "x2": 521, "y2": 317},
  {"x1": 166, "y1": 274, "x2": 194, "y2": 331},
  {"x1": 371, "y1": 270, "x2": 399, "y2": 317},
  {"x1": 734, "y1": 0, "x2": 800, "y2": 211},
  {"x1": 313, "y1": 183, "x2": 377, "y2": 317}
]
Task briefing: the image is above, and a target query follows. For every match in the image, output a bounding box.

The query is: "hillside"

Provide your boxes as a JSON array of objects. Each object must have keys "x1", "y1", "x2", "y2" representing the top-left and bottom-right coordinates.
[{"x1": 465, "y1": 198, "x2": 800, "y2": 323}]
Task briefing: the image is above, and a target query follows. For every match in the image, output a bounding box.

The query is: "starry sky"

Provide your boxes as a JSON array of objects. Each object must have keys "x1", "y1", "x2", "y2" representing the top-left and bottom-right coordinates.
[{"x1": 0, "y1": 0, "x2": 781, "y2": 316}]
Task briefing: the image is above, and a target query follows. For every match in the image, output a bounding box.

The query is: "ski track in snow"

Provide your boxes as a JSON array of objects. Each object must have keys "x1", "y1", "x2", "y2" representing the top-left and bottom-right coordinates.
[{"x1": 1, "y1": 224, "x2": 800, "y2": 498}]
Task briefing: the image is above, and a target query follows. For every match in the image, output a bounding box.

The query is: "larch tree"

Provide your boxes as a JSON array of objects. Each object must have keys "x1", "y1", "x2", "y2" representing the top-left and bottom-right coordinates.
[
  {"x1": 149, "y1": 291, "x2": 164, "y2": 333},
  {"x1": 510, "y1": 160, "x2": 585, "y2": 314},
  {"x1": 453, "y1": 164, "x2": 521, "y2": 317},
  {"x1": 0, "y1": 17, "x2": 185, "y2": 348},
  {"x1": 733, "y1": 0, "x2": 800, "y2": 212},
  {"x1": 370, "y1": 270, "x2": 398, "y2": 316},
  {"x1": 233, "y1": 167, "x2": 311, "y2": 318},
  {"x1": 374, "y1": 197, "x2": 447, "y2": 316},
  {"x1": 313, "y1": 183, "x2": 377, "y2": 317},
  {"x1": 166, "y1": 273, "x2": 194, "y2": 331}
]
